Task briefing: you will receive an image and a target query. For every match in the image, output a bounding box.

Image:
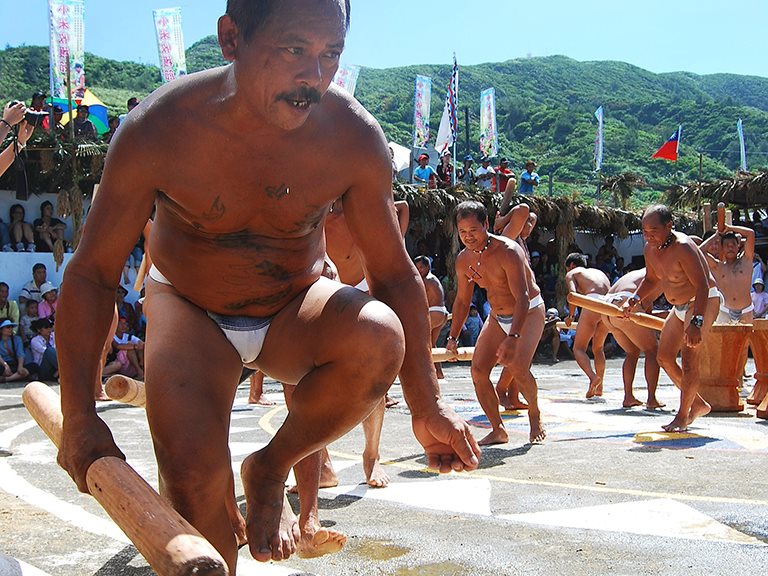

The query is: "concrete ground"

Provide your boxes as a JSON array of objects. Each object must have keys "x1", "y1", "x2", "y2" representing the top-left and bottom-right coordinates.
[{"x1": 0, "y1": 357, "x2": 766, "y2": 576}]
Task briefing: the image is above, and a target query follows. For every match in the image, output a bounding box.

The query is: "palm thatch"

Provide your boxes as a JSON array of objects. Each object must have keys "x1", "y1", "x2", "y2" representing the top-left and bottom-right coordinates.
[
  {"x1": 602, "y1": 172, "x2": 647, "y2": 211},
  {"x1": 667, "y1": 171, "x2": 768, "y2": 210}
]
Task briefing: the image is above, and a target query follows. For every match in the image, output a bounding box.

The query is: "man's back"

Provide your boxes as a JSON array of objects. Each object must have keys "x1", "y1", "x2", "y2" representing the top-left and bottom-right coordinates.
[{"x1": 567, "y1": 267, "x2": 610, "y2": 295}]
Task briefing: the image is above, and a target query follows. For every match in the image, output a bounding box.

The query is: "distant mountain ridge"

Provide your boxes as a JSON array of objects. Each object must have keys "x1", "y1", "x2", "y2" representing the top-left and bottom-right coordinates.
[{"x1": 2, "y1": 36, "x2": 767, "y2": 200}]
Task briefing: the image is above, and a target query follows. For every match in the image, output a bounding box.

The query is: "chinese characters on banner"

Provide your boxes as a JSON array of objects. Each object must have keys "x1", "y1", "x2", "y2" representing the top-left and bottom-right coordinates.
[
  {"x1": 479, "y1": 88, "x2": 498, "y2": 158},
  {"x1": 48, "y1": 0, "x2": 85, "y2": 100},
  {"x1": 412, "y1": 75, "x2": 432, "y2": 149},
  {"x1": 153, "y1": 7, "x2": 187, "y2": 83},
  {"x1": 332, "y1": 64, "x2": 361, "y2": 96}
]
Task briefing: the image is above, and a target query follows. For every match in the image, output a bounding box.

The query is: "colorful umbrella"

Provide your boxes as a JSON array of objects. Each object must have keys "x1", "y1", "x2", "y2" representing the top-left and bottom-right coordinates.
[{"x1": 48, "y1": 89, "x2": 109, "y2": 135}]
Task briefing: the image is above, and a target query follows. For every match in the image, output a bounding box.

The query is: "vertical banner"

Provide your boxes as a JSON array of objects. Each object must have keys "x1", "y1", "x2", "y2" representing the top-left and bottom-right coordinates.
[
  {"x1": 479, "y1": 88, "x2": 498, "y2": 158},
  {"x1": 435, "y1": 54, "x2": 459, "y2": 157},
  {"x1": 332, "y1": 64, "x2": 361, "y2": 96},
  {"x1": 153, "y1": 7, "x2": 187, "y2": 83},
  {"x1": 412, "y1": 75, "x2": 432, "y2": 149},
  {"x1": 737, "y1": 118, "x2": 747, "y2": 172},
  {"x1": 48, "y1": 0, "x2": 85, "y2": 100},
  {"x1": 594, "y1": 106, "x2": 604, "y2": 172}
]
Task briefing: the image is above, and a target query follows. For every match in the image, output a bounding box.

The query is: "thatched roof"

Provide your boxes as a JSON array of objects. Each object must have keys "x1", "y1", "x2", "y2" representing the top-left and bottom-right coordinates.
[
  {"x1": 668, "y1": 171, "x2": 768, "y2": 210},
  {"x1": 393, "y1": 183, "x2": 643, "y2": 239}
]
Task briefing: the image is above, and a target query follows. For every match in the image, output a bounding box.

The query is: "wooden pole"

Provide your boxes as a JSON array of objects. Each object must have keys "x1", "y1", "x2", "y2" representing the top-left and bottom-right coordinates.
[
  {"x1": 567, "y1": 292, "x2": 665, "y2": 332},
  {"x1": 22, "y1": 382, "x2": 229, "y2": 576}
]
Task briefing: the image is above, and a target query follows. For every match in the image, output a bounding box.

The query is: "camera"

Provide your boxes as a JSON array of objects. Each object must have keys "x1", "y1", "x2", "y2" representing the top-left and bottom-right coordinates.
[{"x1": 8, "y1": 101, "x2": 48, "y2": 127}]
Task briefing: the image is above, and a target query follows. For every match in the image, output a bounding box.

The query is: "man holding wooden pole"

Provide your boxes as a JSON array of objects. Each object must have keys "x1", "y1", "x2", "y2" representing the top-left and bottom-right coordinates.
[
  {"x1": 53, "y1": 1, "x2": 480, "y2": 572},
  {"x1": 621, "y1": 204, "x2": 721, "y2": 432}
]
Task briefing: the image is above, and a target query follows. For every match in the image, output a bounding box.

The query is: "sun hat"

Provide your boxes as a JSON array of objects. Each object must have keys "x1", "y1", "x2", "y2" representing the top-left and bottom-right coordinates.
[
  {"x1": 39, "y1": 282, "x2": 57, "y2": 297},
  {"x1": 0, "y1": 319, "x2": 17, "y2": 328}
]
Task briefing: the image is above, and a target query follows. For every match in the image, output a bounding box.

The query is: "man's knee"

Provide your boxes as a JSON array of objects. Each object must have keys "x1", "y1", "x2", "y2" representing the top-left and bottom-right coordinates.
[
  {"x1": 347, "y1": 301, "x2": 405, "y2": 378},
  {"x1": 657, "y1": 350, "x2": 677, "y2": 371}
]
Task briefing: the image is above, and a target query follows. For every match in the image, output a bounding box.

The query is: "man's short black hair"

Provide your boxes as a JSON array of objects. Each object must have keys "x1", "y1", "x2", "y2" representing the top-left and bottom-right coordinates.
[
  {"x1": 226, "y1": 0, "x2": 351, "y2": 42},
  {"x1": 566, "y1": 252, "x2": 587, "y2": 268},
  {"x1": 0, "y1": 282, "x2": 8, "y2": 291},
  {"x1": 31, "y1": 318, "x2": 53, "y2": 333},
  {"x1": 721, "y1": 231, "x2": 740, "y2": 244},
  {"x1": 643, "y1": 204, "x2": 673, "y2": 225},
  {"x1": 414, "y1": 255, "x2": 431, "y2": 269},
  {"x1": 32, "y1": 263, "x2": 47, "y2": 273},
  {"x1": 455, "y1": 200, "x2": 487, "y2": 224}
]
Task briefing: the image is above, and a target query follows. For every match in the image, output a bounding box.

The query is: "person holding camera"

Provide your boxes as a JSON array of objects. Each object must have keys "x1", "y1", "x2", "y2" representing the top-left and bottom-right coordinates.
[{"x1": 0, "y1": 101, "x2": 35, "y2": 178}]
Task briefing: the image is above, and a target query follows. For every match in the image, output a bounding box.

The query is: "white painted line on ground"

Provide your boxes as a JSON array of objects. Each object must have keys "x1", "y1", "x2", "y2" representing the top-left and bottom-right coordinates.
[{"x1": 499, "y1": 498, "x2": 765, "y2": 545}]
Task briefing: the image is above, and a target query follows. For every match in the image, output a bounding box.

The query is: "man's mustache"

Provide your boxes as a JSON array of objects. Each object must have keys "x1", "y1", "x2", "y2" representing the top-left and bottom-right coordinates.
[{"x1": 277, "y1": 87, "x2": 322, "y2": 104}]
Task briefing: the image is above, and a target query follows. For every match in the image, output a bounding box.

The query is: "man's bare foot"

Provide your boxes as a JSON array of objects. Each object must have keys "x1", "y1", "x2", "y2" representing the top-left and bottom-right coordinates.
[
  {"x1": 586, "y1": 377, "x2": 602, "y2": 399},
  {"x1": 363, "y1": 455, "x2": 390, "y2": 488},
  {"x1": 229, "y1": 503, "x2": 248, "y2": 548},
  {"x1": 687, "y1": 399, "x2": 711, "y2": 426},
  {"x1": 501, "y1": 398, "x2": 529, "y2": 411},
  {"x1": 241, "y1": 452, "x2": 300, "y2": 562},
  {"x1": 646, "y1": 398, "x2": 666, "y2": 409},
  {"x1": 385, "y1": 394, "x2": 399, "y2": 408},
  {"x1": 478, "y1": 427, "x2": 509, "y2": 446},
  {"x1": 528, "y1": 412, "x2": 546, "y2": 444},
  {"x1": 297, "y1": 522, "x2": 347, "y2": 559},
  {"x1": 662, "y1": 415, "x2": 689, "y2": 432},
  {"x1": 94, "y1": 393, "x2": 110, "y2": 401},
  {"x1": 623, "y1": 396, "x2": 643, "y2": 408},
  {"x1": 248, "y1": 394, "x2": 276, "y2": 406}
]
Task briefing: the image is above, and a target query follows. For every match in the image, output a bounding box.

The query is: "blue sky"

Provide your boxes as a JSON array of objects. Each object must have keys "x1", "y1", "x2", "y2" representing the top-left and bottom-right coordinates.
[{"x1": 4, "y1": 0, "x2": 768, "y2": 78}]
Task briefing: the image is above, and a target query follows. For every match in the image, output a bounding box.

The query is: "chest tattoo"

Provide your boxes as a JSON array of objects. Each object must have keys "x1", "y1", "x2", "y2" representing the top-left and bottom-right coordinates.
[
  {"x1": 266, "y1": 184, "x2": 290, "y2": 200},
  {"x1": 202, "y1": 196, "x2": 226, "y2": 222}
]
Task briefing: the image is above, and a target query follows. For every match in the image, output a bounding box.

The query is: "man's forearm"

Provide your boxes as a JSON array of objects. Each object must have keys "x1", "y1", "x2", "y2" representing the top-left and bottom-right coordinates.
[{"x1": 372, "y1": 275, "x2": 442, "y2": 415}]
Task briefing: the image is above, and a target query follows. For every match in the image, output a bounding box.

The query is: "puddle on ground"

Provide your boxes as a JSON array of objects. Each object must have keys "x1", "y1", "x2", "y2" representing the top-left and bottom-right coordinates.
[
  {"x1": 351, "y1": 538, "x2": 409, "y2": 561},
  {"x1": 393, "y1": 561, "x2": 469, "y2": 575}
]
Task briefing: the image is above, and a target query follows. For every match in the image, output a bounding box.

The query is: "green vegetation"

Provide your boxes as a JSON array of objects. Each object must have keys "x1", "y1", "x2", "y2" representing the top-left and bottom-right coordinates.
[{"x1": 2, "y1": 40, "x2": 767, "y2": 203}]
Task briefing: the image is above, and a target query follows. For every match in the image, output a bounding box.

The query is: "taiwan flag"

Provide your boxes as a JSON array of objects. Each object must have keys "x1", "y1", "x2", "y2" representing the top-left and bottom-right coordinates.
[{"x1": 651, "y1": 125, "x2": 682, "y2": 161}]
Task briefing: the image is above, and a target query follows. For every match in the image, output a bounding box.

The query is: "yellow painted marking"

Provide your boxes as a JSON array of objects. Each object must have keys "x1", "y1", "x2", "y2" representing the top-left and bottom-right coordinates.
[
  {"x1": 634, "y1": 431, "x2": 703, "y2": 442},
  {"x1": 259, "y1": 405, "x2": 768, "y2": 508}
]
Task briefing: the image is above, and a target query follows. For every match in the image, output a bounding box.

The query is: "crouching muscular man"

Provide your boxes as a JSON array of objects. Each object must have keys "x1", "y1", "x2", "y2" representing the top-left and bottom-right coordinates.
[{"x1": 54, "y1": 1, "x2": 480, "y2": 573}]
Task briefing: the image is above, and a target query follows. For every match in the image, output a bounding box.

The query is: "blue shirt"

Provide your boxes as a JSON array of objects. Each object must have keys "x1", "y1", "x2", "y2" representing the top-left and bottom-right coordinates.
[
  {"x1": 0, "y1": 335, "x2": 24, "y2": 362},
  {"x1": 413, "y1": 165, "x2": 438, "y2": 185},
  {"x1": 519, "y1": 170, "x2": 540, "y2": 195}
]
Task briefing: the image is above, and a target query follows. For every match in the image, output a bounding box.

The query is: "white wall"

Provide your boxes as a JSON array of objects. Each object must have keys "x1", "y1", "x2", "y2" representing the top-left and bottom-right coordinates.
[{"x1": 0, "y1": 189, "x2": 141, "y2": 304}]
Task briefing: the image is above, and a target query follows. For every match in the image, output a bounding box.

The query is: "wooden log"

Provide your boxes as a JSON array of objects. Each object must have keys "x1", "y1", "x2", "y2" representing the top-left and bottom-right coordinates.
[
  {"x1": 703, "y1": 202, "x2": 712, "y2": 233},
  {"x1": 105, "y1": 375, "x2": 146, "y2": 407},
  {"x1": 566, "y1": 292, "x2": 665, "y2": 332},
  {"x1": 748, "y1": 319, "x2": 768, "y2": 407},
  {"x1": 432, "y1": 347, "x2": 474, "y2": 362},
  {"x1": 21, "y1": 381, "x2": 229, "y2": 576},
  {"x1": 698, "y1": 324, "x2": 752, "y2": 412},
  {"x1": 717, "y1": 202, "x2": 726, "y2": 233}
]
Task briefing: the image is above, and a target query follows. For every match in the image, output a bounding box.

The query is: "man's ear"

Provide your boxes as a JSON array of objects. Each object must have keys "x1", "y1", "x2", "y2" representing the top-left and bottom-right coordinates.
[{"x1": 218, "y1": 15, "x2": 240, "y2": 62}]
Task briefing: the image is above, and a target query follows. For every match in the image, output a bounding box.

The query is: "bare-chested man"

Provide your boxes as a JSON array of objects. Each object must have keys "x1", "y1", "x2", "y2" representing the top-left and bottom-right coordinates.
[
  {"x1": 622, "y1": 204, "x2": 720, "y2": 432},
  {"x1": 699, "y1": 223, "x2": 755, "y2": 323},
  {"x1": 413, "y1": 255, "x2": 448, "y2": 380},
  {"x1": 604, "y1": 269, "x2": 665, "y2": 409},
  {"x1": 54, "y1": 2, "x2": 480, "y2": 572},
  {"x1": 565, "y1": 253, "x2": 611, "y2": 398},
  {"x1": 446, "y1": 201, "x2": 546, "y2": 445}
]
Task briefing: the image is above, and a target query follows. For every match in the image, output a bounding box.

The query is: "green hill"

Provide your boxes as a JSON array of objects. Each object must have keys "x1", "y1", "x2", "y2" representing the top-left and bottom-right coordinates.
[{"x1": 2, "y1": 39, "x2": 767, "y2": 203}]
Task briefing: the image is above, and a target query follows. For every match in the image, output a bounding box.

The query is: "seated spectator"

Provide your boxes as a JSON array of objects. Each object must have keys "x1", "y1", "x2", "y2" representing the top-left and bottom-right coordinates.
[
  {"x1": 0, "y1": 319, "x2": 34, "y2": 383},
  {"x1": 18, "y1": 262, "x2": 47, "y2": 312},
  {"x1": 103, "y1": 116, "x2": 120, "y2": 143},
  {"x1": 462, "y1": 304, "x2": 484, "y2": 345},
  {"x1": 112, "y1": 316, "x2": 145, "y2": 379},
  {"x1": 37, "y1": 282, "x2": 58, "y2": 322},
  {"x1": 18, "y1": 299, "x2": 39, "y2": 346},
  {"x1": 412, "y1": 153, "x2": 438, "y2": 188},
  {"x1": 115, "y1": 285, "x2": 139, "y2": 335},
  {"x1": 8, "y1": 204, "x2": 35, "y2": 252},
  {"x1": 33, "y1": 201, "x2": 69, "y2": 253},
  {"x1": 752, "y1": 278, "x2": 768, "y2": 319},
  {"x1": 436, "y1": 151, "x2": 454, "y2": 188},
  {"x1": 72, "y1": 104, "x2": 97, "y2": 141},
  {"x1": 0, "y1": 282, "x2": 20, "y2": 332},
  {"x1": 123, "y1": 233, "x2": 145, "y2": 285},
  {"x1": 29, "y1": 318, "x2": 57, "y2": 381}
]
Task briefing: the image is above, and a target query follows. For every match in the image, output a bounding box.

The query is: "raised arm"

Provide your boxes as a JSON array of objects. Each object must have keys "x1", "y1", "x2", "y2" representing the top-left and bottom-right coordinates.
[{"x1": 727, "y1": 223, "x2": 755, "y2": 262}]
